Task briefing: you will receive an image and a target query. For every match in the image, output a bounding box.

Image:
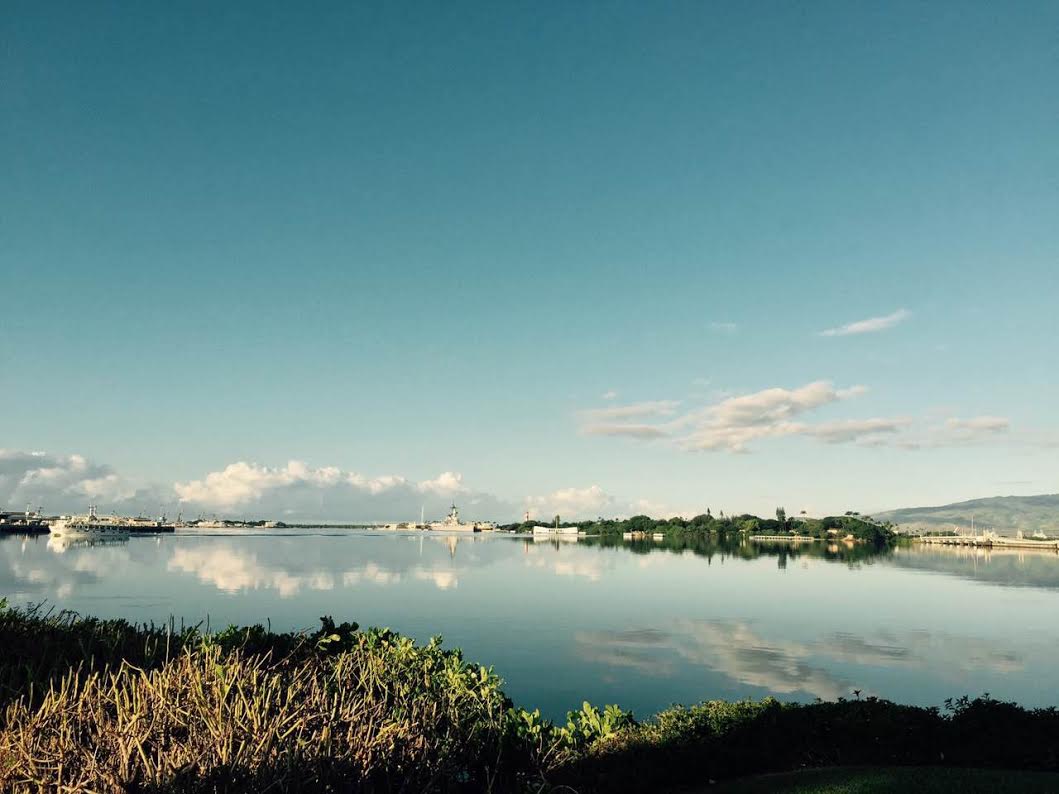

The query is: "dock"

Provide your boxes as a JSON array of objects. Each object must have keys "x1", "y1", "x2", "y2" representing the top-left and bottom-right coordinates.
[
  {"x1": 749, "y1": 534, "x2": 817, "y2": 542},
  {"x1": 914, "y1": 534, "x2": 1059, "y2": 550}
]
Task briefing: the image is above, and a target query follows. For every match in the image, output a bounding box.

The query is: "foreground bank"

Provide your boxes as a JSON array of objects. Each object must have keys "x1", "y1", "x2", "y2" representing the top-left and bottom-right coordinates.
[{"x1": 1, "y1": 604, "x2": 1057, "y2": 793}]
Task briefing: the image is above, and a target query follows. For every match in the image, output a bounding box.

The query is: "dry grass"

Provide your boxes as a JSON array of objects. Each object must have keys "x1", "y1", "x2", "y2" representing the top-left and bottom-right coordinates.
[{"x1": 0, "y1": 612, "x2": 548, "y2": 793}]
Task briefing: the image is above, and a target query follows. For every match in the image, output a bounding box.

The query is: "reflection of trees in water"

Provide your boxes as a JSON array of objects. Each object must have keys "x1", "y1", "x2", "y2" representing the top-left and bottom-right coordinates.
[
  {"x1": 581, "y1": 533, "x2": 893, "y2": 566},
  {"x1": 578, "y1": 533, "x2": 1059, "y2": 589}
]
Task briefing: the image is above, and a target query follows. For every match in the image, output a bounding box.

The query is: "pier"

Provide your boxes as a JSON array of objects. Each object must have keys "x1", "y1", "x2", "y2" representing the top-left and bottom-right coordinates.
[
  {"x1": 914, "y1": 534, "x2": 1059, "y2": 551},
  {"x1": 749, "y1": 534, "x2": 817, "y2": 542}
]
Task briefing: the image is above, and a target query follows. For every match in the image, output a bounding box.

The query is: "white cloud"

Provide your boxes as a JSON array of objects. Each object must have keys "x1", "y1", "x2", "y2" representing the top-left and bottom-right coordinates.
[
  {"x1": 819, "y1": 309, "x2": 910, "y2": 337},
  {"x1": 525, "y1": 485, "x2": 614, "y2": 520},
  {"x1": 522, "y1": 487, "x2": 693, "y2": 521},
  {"x1": 173, "y1": 460, "x2": 508, "y2": 521},
  {"x1": 576, "y1": 382, "x2": 1011, "y2": 455},
  {"x1": 175, "y1": 461, "x2": 308, "y2": 509},
  {"x1": 626, "y1": 497, "x2": 692, "y2": 519},
  {"x1": 574, "y1": 381, "x2": 926, "y2": 454},
  {"x1": 945, "y1": 416, "x2": 1009, "y2": 433},
  {"x1": 919, "y1": 415, "x2": 1011, "y2": 447},
  {"x1": 580, "y1": 400, "x2": 681, "y2": 422},
  {"x1": 601, "y1": 390, "x2": 618, "y2": 400},
  {"x1": 580, "y1": 423, "x2": 670, "y2": 439},
  {"x1": 709, "y1": 322, "x2": 738, "y2": 334},
  {"x1": 0, "y1": 449, "x2": 144, "y2": 511},
  {"x1": 2, "y1": 448, "x2": 517, "y2": 522},
  {"x1": 418, "y1": 471, "x2": 466, "y2": 495},
  {"x1": 5, "y1": 447, "x2": 637, "y2": 524},
  {"x1": 806, "y1": 418, "x2": 912, "y2": 444},
  {"x1": 696, "y1": 382, "x2": 865, "y2": 428},
  {"x1": 680, "y1": 381, "x2": 869, "y2": 452}
]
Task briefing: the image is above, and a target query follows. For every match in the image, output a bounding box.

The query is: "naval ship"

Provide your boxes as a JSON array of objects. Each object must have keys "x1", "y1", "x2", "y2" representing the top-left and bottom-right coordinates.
[
  {"x1": 428, "y1": 504, "x2": 495, "y2": 532},
  {"x1": 49, "y1": 506, "x2": 175, "y2": 538},
  {"x1": 0, "y1": 509, "x2": 51, "y2": 534}
]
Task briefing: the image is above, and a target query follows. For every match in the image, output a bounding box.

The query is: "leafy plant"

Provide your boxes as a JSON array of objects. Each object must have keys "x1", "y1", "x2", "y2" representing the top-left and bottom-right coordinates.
[{"x1": 563, "y1": 701, "x2": 637, "y2": 746}]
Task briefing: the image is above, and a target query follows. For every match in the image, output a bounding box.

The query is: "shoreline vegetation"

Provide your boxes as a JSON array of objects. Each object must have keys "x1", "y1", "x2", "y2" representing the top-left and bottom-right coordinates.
[
  {"x1": 250, "y1": 511, "x2": 899, "y2": 543},
  {"x1": 3, "y1": 603, "x2": 1059, "y2": 792},
  {"x1": 503, "y1": 510, "x2": 900, "y2": 549}
]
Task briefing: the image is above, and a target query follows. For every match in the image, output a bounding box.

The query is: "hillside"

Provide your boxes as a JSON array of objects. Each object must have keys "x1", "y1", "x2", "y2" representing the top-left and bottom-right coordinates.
[{"x1": 875, "y1": 494, "x2": 1059, "y2": 535}]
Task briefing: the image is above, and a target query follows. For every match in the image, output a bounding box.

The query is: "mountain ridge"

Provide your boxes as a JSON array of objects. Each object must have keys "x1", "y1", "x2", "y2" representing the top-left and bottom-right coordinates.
[{"x1": 874, "y1": 493, "x2": 1059, "y2": 535}]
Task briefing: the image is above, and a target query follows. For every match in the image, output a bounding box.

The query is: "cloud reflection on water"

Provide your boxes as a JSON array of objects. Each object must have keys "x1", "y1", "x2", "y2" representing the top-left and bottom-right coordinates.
[
  {"x1": 166, "y1": 544, "x2": 461, "y2": 596},
  {"x1": 0, "y1": 534, "x2": 134, "y2": 600},
  {"x1": 576, "y1": 619, "x2": 1026, "y2": 702}
]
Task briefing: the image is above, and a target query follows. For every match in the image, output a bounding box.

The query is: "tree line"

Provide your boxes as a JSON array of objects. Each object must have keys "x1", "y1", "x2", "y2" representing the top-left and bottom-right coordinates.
[{"x1": 502, "y1": 509, "x2": 896, "y2": 545}]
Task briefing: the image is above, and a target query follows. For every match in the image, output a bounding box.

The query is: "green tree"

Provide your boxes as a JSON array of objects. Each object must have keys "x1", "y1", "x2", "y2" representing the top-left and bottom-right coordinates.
[
  {"x1": 776, "y1": 507, "x2": 787, "y2": 529},
  {"x1": 625, "y1": 515, "x2": 655, "y2": 533}
]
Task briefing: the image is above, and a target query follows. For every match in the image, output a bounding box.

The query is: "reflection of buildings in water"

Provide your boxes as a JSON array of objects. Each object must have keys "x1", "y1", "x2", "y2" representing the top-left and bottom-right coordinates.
[
  {"x1": 893, "y1": 543, "x2": 1059, "y2": 590},
  {"x1": 912, "y1": 545, "x2": 1058, "y2": 561},
  {"x1": 533, "y1": 536, "x2": 579, "y2": 546},
  {"x1": 418, "y1": 534, "x2": 462, "y2": 559},
  {"x1": 47, "y1": 533, "x2": 130, "y2": 555},
  {"x1": 426, "y1": 532, "x2": 491, "y2": 559}
]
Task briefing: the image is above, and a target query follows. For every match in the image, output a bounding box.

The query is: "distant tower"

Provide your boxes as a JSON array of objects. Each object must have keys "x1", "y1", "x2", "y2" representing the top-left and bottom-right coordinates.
[{"x1": 524, "y1": 510, "x2": 530, "y2": 523}]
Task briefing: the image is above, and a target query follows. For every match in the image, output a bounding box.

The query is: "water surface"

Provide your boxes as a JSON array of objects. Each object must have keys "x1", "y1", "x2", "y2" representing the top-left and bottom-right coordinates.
[{"x1": 2, "y1": 530, "x2": 1058, "y2": 719}]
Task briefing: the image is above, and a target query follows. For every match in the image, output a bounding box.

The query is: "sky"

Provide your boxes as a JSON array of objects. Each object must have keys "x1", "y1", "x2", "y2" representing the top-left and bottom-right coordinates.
[{"x1": 2, "y1": 1, "x2": 1058, "y2": 521}]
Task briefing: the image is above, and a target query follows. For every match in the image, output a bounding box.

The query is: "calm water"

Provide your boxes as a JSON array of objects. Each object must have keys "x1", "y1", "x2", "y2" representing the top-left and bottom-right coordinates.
[{"x1": 3, "y1": 529, "x2": 1059, "y2": 720}]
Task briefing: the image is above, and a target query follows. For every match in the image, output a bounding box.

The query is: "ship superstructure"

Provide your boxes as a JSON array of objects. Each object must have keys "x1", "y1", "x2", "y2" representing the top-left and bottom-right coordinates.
[
  {"x1": 49, "y1": 506, "x2": 175, "y2": 538},
  {"x1": 427, "y1": 504, "x2": 494, "y2": 532}
]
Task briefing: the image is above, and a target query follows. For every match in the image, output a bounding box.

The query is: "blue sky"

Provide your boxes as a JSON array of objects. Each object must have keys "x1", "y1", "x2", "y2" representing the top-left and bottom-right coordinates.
[{"x1": 2, "y1": 1, "x2": 1057, "y2": 520}]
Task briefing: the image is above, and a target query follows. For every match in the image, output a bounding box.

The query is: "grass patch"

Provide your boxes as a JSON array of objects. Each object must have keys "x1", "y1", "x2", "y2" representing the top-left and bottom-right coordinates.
[
  {"x1": 0, "y1": 606, "x2": 556, "y2": 792},
  {"x1": 2, "y1": 601, "x2": 1059, "y2": 792}
]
